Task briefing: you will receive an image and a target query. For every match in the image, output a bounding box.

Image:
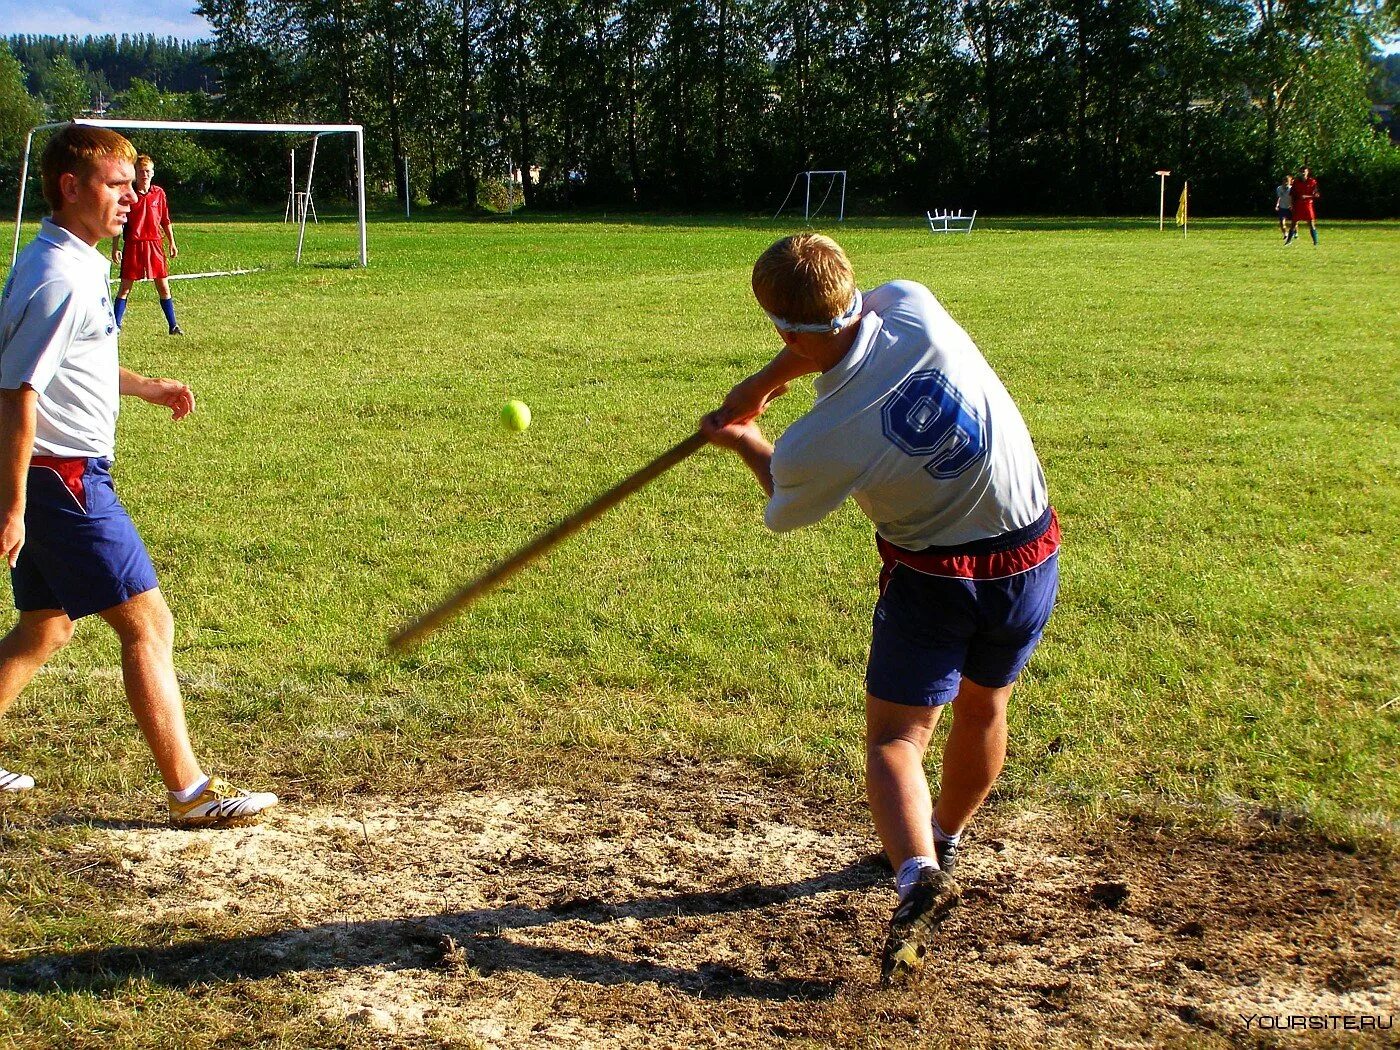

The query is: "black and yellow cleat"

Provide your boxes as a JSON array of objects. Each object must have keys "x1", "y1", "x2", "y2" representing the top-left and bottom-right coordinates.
[{"x1": 879, "y1": 867, "x2": 959, "y2": 987}]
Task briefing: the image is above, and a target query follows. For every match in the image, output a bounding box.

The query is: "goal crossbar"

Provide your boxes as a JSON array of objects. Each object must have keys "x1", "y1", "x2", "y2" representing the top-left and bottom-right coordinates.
[{"x1": 11, "y1": 119, "x2": 368, "y2": 269}]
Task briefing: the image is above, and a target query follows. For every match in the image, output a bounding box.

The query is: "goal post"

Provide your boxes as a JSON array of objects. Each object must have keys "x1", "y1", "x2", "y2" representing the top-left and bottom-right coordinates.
[{"x1": 11, "y1": 118, "x2": 368, "y2": 269}]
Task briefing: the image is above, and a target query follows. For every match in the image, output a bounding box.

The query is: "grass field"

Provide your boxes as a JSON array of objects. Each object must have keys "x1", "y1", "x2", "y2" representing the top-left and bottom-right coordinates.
[{"x1": 1, "y1": 214, "x2": 1397, "y2": 1045}]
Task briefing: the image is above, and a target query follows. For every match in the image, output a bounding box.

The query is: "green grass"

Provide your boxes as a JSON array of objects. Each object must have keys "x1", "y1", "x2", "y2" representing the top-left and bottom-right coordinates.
[{"x1": 1, "y1": 213, "x2": 1396, "y2": 838}]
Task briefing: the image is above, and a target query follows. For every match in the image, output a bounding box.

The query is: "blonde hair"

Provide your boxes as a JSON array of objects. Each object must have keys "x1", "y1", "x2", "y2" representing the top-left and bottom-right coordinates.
[
  {"x1": 751, "y1": 233, "x2": 856, "y2": 327},
  {"x1": 41, "y1": 124, "x2": 137, "y2": 210},
  {"x1": 136, "y1": 154, "x2": 155, "y2": 171}
]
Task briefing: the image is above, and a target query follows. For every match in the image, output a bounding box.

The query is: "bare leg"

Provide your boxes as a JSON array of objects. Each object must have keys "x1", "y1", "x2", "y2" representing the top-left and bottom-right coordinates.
[
  {"x1": 116, "y1": 277, "x2": 135, "y2": 301},
  {"x1": 97, "y1": 589, "x2": 203, "y2": 792},
  {"x1": 865, "y1": 694, "x2": 945, "y2": 871},
  {"x1": 154, "y1": 277, "x2": 172, "y2": 299},
  {"x1": 931, "y1": 678, "x2": 1013, "y2": 836},
  {"x1": 0, "y1": 609, "x2": 76, "y2": 719}
]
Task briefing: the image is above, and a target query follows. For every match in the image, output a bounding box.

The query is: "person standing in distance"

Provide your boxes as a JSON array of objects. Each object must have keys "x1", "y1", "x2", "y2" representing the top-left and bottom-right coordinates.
[
  {"x1": 0, "y1": 123, "x2": 277, "y2": 825},
  {"x1": 1288, "y1": 166, "x2": 1321, "y2": 246},
  {"x1": 1275, "y1": 174, "x2": 1294, "y2": 244},
  {"x1": 701, "y1": 234, "x2": 1059, "y2": 986},
  {"x1": 112, "y1": 153, "x2": 183, "y2": 334}
]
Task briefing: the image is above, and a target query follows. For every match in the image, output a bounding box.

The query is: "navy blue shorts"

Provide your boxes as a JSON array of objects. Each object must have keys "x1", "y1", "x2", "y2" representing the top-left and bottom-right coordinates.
[
  {"x1": 866, "y1": 511, "x2": 1060, "y2": 707},
  {"x1": 1278, "y1": 207, "x2": 1293, "y2": 220},
  {"x1": 11, "y1": 457, "x2": 159, "y2": 620}
]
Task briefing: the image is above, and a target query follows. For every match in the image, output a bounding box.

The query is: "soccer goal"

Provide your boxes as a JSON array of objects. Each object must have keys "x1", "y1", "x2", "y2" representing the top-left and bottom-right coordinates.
[
  {"x1": 773, "y1": 170, "x2": 847, "y2": 222},
  {"x1": 11, "y1": 119, "x2": 368, "y2": 271}
]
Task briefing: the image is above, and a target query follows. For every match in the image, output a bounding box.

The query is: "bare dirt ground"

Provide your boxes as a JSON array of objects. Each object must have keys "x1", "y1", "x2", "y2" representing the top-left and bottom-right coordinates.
[{"x1": 4, "y1": 758, "x2": 1397, "y2": 1048}]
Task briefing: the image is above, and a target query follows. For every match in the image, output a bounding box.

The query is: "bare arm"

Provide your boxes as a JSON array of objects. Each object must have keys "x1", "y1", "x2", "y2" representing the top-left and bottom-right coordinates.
[
  {"x1": 0, "y1": 387, "x2": 37, "y2": 568},
  {"x1": 718, "y1": 347, "x2": 819, "y2": 425},
  {"x1": 162, "y1": 219, "x2": 178, "y2": 258},
  {"x1": 119, "y1": 366, "x2": 195, "y2": 420}
]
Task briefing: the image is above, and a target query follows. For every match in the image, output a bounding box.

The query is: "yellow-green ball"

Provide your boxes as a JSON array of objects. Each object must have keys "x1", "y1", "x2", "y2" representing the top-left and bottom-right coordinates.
[{"x1": 500, "y1": 400, "x2": 531, "y2": 432}]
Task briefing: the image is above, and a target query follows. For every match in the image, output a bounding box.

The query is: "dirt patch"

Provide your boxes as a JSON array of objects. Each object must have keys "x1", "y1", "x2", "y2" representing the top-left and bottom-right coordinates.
[{"x1": 4, "y1": 759, "x2": 1397, "y2": 1048}]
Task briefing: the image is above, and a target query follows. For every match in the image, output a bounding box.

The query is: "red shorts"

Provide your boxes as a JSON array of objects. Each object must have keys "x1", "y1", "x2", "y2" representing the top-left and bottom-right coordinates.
[
  {"x1": 121, "y1": 239, "x2": 168, "y2": 281},
  {"x1": 1292, "y1": 200, "x2": 1316, "y2": 223}
]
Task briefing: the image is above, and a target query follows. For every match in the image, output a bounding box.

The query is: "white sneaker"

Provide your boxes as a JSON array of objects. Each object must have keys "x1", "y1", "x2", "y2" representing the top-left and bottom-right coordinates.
[
  {"x1": 1, "y1": 767, "x2": 35, "y2": 792},
  {"x1": 169, "y1": 775, "x2": 278, "y2": 827}
]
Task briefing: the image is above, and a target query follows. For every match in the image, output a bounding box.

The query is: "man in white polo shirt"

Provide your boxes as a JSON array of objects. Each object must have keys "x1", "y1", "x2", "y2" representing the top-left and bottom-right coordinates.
[{"x1": 0, "y1": 123, "x2": 277, "y2": 825}]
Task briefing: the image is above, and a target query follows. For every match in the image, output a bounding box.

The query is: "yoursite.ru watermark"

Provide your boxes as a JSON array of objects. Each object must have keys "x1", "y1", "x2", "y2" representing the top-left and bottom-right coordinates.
[{"x1": 1240, "y1": 1014, "x2": 1393, "y2": 1032}]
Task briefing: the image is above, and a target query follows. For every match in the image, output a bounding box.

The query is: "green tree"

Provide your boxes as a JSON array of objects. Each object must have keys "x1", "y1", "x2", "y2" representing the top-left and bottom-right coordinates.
[
  {"x1": 40, "y1": 54, "x2": 91, "y2": 119},
  {"x1": 0, "y1": 42, "x2": 42, "y2": 165}
]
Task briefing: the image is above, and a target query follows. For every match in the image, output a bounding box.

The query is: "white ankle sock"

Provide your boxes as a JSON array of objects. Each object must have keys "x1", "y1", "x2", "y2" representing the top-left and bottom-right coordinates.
[
  {"x1": 931, "y1": 812, "x2": 962, "y2": 845},
  {"x1": 171, "y1": 775, "x2": 210, "y2": 803},
  {"x1": 895, "y1": 856, "x2": 939, "y2": 901}
]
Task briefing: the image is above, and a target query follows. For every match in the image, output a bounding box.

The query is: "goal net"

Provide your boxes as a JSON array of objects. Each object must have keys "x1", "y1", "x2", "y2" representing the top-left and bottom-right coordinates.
[{"x1": 10, "y1": 119, "x2": 368, "y2": 274}]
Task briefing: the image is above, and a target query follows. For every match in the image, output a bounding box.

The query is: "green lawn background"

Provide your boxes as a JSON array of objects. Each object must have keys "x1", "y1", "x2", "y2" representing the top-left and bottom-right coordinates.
[{"x1": 4, "y1": 214, "x2": 1396, "y2": 842}]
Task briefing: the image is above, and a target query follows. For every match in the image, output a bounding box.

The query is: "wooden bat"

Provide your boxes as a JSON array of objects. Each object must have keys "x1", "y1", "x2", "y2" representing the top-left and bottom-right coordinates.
[{"x1": 390, "y1": 430, "x2": 709, "y2": 650}]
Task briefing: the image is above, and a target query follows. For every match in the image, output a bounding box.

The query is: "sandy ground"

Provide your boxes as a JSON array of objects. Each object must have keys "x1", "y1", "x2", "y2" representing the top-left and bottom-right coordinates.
[{"x1": 3, "y1": 759, "x2": 1396, "y2": 1048}]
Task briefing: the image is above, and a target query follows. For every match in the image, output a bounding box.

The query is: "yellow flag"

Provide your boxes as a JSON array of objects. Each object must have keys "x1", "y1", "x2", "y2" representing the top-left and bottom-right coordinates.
[{"x1": 1175, "y1": 181, "x2": 1188, "y2": 227}]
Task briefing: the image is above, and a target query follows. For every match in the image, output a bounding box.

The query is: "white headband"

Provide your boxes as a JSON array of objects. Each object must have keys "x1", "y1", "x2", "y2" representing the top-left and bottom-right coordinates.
[{"x1": 765, "y1": 289, "x2": 863, "y2": 334}]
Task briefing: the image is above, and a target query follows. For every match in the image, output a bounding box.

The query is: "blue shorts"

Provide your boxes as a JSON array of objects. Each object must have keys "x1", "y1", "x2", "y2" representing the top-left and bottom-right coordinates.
[
  {"x1": 866, "y1": 511, "x2": 1060, "y2": 707},
  {"x1": 11, "y1": 457, "x2": 159, "y2": 620},
  {"x1": 1278, "y1": 207, "x2": 1293, "y2": 220}
]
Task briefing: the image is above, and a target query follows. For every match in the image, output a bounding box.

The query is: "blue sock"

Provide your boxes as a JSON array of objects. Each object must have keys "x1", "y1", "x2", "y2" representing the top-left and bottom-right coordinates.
[
  {"x1": 160, "y1": 298, "x2": 178, "y2": 329},
  {"x1": 114, "y1": 297, "x2": 127, "y2": 327},
  {"x1": 1310, "y1": 227, "x2": 1318, "y2": 245}
]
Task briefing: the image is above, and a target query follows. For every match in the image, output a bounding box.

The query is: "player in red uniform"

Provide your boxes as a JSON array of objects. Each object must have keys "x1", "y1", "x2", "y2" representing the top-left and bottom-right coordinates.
[
  {"x1": 1287, "y1": 166, "x2": 1320, "y2": 246},
  {"x1": 111, "y1": 155, "x2": 183, "y2": 334}
]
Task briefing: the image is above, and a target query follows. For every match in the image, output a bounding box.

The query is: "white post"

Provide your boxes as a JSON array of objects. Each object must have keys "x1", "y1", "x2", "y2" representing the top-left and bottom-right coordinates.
[
  {"x1": 838, "y1": 172, "x2": 846, "y2": 222},
  {"x1": 403, "y1": 155, "x2": 411, "y2": 219},
  {"x1": 296, "y1": 135, "x2": 321, "y2": 263},
  {"x1": 285, "y1": 148, "x2": 295, "y2": 223},
  {"x1": 355, "y1": 127, "x2": 368, "y2": 267},
  {"x1": 11, "y1": 128, "x2": 36, "y2": 268},
  {"x1": 804, "y1": 172, "x2": 812, "y2": 221},
  {"x1": 1155, "y1": 169, "x2": 1170, "y2": 231},
  {"x1": 507, "y1": 157, "x2": 515, "y2": 216}
]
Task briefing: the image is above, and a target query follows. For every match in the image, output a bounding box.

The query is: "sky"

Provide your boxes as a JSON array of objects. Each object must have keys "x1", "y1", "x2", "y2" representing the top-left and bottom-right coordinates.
[{"x1": 0, "y1": 0, "x2": 212, "y2": 40}]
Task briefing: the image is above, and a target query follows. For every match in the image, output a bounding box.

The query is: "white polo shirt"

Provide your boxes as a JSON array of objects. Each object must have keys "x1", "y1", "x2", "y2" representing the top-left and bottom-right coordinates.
[
  {"x1": 767, "y1": 280, "x2": 1048, "y2": 549},
  {"x1": 0, "y1": 218, "x2": 120, "y2": 458}
]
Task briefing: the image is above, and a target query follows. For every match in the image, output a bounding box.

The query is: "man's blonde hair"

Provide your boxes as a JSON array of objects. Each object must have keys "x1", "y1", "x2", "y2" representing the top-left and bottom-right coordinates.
[
  {"x1": 751, "y1": 233, "x2": 856, "y2": 327},
  {"x1": 136, "y1": 154, "x2": 155, "y2": 171},
  {"x1": 41, "y1": 123, "x2": 137, "y2": 210}
]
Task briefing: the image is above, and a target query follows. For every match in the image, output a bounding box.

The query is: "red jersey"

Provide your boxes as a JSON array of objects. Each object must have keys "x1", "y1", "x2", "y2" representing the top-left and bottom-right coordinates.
[
  {"x1": 1293, "y1": 177, "x2": 1319, "y2": 204},
  {"x1": 125, "y1": 186, "x2": 169, "y2": 242}
]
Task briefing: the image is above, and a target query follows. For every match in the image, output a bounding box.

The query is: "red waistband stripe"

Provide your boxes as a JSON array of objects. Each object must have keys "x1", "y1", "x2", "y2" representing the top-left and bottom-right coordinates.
[{"x1": 878, "y1": 509, "x2": 1060, "y2": 582}]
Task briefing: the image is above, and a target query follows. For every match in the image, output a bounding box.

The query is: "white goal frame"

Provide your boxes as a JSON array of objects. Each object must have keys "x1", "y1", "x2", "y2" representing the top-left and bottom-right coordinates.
[
  {"x1": 11, "y1": 119, "x2": 368, "y2": 269},
  {"x1": 773, "y1": 170, "x2": 846, "y2": 222}
]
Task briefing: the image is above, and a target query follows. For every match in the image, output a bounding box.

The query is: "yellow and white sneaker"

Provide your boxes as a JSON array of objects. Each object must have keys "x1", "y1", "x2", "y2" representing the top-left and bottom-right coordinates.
[
  {"x1": 1, "y1": 766, "x2": 35, "y2": 792},
  {"x1": 169, "y1": 776, "x2": 278, "y2": 827}
]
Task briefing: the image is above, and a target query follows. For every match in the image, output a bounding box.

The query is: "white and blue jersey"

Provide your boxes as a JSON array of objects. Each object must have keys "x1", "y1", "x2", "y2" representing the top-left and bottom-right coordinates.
[
  {"x1": 1, "y1": 219, "x2": 121, "y2": 458},
  {"x1": 767, "y1": 280, "x2": 1049, "y2": 552}
]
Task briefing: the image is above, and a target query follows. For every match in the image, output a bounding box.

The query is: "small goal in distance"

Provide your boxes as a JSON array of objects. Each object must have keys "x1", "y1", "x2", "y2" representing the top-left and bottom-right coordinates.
[{"x1": 773, "y1": 170, "x2": 847, "y2": 222}]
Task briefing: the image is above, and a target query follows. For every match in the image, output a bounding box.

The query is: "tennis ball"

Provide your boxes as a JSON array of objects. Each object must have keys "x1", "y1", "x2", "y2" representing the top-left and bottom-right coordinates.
[{"x1": 500, "y1": 399, "x2": 531, "y2": 432}]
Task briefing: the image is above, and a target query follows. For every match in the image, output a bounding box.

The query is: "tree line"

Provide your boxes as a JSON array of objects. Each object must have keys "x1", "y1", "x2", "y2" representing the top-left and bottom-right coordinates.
[
  {"x1": 2, "y1": 3, "x2": 1398, "y2": 217},
  {"x1": 6, "y1": 34, "x2": 218, "y2": 97}
]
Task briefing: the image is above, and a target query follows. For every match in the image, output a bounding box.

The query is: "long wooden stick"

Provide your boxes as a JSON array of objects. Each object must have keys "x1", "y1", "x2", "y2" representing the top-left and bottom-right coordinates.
[{"x1": 390, "y1": 430, "x2": 709, "y2": 650}]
